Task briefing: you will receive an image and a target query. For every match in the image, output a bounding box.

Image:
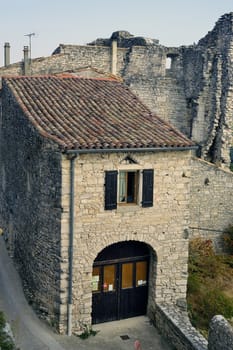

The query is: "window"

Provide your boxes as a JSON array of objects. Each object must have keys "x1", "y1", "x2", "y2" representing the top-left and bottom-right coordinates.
[
  {"x1": 119, "y1": 171, "x2": 138, "y2": 204},
  {"x1": 122, "y1": 263, "x2": 133, "y2": 289},
  {"x1": 166, "y1": 56, "x2": 172, "y2": 69},
  {"x1": 136, "y1": 261, "x2": 147, "y2": 287},
  {"x1": 103, "y1": 265, "x2": 116, "y2": 292},
  {"x1": 166, "y1": 53, "x2": 179, "y2": 71},
  {"x1": 105, "y1": 169, "x2": 154, "y2": 210},
  {"x1": 92, "y1": 266, "x2": 101, "y2": 292}
]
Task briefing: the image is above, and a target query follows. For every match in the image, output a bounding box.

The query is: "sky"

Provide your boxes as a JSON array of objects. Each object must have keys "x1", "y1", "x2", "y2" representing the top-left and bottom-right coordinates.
[{"x1": 0, "y1": 0, "x2": 232, "y2": 66}]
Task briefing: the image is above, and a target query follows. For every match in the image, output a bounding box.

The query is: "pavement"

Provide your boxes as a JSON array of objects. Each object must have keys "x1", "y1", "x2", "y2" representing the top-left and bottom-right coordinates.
[
  {"x1": 54, "y1": 316, "x2": 175, "y2": 350},
  {"x1": 0, "y1": 236, "x2": 174, "y2": 350}
]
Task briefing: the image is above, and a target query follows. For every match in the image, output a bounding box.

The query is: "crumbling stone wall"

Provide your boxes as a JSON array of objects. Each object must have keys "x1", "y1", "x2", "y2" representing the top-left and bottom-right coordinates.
[
  {"x1": 0, "y1": 82, "x2": 62, "y2": 323},
  {"x1": 181, "y1": 13, "x2": 233, "y2": 166},
  {"x1": 155, "y1": 306, "x2": 233, "y2": 350},
  {"x1": 208, "y1": 315, "x2": 233, "y2": 350},
  {"x1": 155, "y1": 303, "x2": 208, "y2": 350},
  {"x1": 190, "y1": 158, "x2": 233, "y2": 252}
]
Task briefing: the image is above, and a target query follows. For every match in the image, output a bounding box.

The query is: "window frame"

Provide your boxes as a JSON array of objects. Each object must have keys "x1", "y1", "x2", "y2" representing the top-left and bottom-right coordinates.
[
  {"x1": 104, "y1": 168, "x2": 154, "y2": 210},
  {"x1": 118, "y1": 170, "x2": 139, "y2": 205}
]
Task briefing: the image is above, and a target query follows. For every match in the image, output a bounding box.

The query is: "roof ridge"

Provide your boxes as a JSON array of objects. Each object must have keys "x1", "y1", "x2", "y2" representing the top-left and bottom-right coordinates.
[{"x1": 3, "y1": 74, "x2": 121, "y2": 82}]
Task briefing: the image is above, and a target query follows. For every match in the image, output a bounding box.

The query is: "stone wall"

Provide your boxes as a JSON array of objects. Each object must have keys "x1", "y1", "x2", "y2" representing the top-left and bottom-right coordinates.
[
  {"x1": 208, "y1": 315, "x2": 233, "y2": 350},
  {"x1": 59, "y1": 150, "x2": 193, "y2": 333},
  {"x1": 181, "y1": 13, "x2": 233, "y2": 166},
  {"x1": 0, "y1": 82, "x2": 62, "y2": 324},
  {"x1": 155, "y1": 305, "x2": 233, "y2": 350},
  {"x1": 190, "y1": 158, "x2": 233, "y2": 252},
  {"x1": 155, "y1": 303, "x2": 208, "y2": 350}
]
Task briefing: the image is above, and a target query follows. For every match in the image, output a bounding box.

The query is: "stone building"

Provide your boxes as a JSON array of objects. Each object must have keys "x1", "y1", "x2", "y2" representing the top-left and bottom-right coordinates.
[
  {"x1": 1, "y1": 12, "x2": 233, "y2": 167},
  {"x1": 0, "y1": 75, "x2": 196, "y2": 333}
]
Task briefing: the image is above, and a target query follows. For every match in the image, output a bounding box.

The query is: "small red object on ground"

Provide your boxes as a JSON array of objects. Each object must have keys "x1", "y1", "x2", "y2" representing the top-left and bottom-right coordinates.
[{"x1": 134, "y1": 340, "x2": 142, "y2": 350}]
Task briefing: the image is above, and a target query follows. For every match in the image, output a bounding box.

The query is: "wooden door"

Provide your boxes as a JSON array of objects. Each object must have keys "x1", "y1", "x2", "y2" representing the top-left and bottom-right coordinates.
[
  {"x1": 92, "y1": 257, "x2": 149, "y2": 324},
  {"x1": 119, "y1": 260, "x2": 148, "y2": 319},
  {"x1": 92, "y1": 264, "x2": 118, "y2": 324}
]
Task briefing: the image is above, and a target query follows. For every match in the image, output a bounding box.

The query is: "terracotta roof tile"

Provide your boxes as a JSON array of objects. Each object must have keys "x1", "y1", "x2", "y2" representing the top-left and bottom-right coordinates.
[{"x1": 3, "y1": 75, "x2": 195, "y2": 151}]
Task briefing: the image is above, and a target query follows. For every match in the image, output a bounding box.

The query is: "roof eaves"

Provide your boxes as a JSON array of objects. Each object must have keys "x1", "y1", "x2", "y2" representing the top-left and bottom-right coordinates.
[{"x1": 65, "y1": 145, "x2": 198, "y2": 155}]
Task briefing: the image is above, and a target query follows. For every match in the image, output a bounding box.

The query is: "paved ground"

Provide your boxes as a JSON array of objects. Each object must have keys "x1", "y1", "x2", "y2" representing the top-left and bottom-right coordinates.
[
  {"x1": 55, "y1": 316, "x2": 175, "y2": 350},
  {"x1": 0, "y1": 236, "x2": 174, "y2": 350}
]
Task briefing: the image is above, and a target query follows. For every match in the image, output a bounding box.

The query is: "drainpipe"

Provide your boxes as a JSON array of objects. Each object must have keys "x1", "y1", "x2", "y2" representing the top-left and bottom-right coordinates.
[
  {"x1": 67, "y1": 154, "x2": 77, "y2": 336},
  {"x1": 4, "y1": 42, "x2": 10, "y2": 67},
  {"x1": 111, "y1": 40, "x2": 117, "y2": 75},
  {"x1": 23, "y1": 46, "x2": 30, "y2": 75}
]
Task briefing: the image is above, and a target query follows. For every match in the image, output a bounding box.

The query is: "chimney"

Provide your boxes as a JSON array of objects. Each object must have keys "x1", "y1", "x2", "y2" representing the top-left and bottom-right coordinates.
[
  {"x1": 111, "y1": 40, "x2": 117, "y2": 75},
  {"x1": 23, "y1": 46, "x2": 29, "y2": 75},
  {"x1": 4, "y1": 42, "x2": 10, "y2": 67}
]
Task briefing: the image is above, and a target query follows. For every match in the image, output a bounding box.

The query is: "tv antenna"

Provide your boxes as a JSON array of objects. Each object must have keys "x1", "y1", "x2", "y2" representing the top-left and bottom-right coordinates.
[{"x1": 24, "y1": 32, "x2": 35, "y2": 60}]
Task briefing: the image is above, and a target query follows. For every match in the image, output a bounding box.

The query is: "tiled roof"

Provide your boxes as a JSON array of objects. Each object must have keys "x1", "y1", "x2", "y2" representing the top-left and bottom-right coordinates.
[{"x1": 3, "y1": 75, "x2": 195, "y2": 151}]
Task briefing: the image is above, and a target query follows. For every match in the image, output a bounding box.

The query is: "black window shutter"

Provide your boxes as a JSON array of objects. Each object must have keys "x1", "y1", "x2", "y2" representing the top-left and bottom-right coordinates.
[
  {"x1": 142, "y1": 169, "x2": 154, "y2": 207},
  {"x1": 105, "y1": 171, "x2": 118, "y2": 210}
]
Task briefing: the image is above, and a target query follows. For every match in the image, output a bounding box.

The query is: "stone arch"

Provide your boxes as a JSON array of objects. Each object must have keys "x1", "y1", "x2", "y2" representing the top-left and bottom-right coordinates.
[
  {"x1": 88, "y1": 235, "x2": 159, "y2": 267},
  {"x1": 73, "y1": 235, "x2": 161, "y2": 329},
  {"x1": 90, "y1": 239, "x2": 158, "y2": 324}
]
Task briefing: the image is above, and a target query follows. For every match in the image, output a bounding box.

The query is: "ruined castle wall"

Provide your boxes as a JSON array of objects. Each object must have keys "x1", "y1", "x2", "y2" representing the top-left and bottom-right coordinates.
[
  {"x1": 181, "y1": 13, "x2": 233, "y2": 165},
  {"x1": 0, "y1": 62, "x2": 22, "y2": 76},
  {"x1": 122, "y1": 46, "x2": 191, "y2": 135},
  {"x1": 53, "y1": 16, "x2": 233, "y2": 167},
  {"x1": 128, "y1": 74, "x2": 190, "y2": 135},
  {"x1": 190, "y1": 158, "x2": 233, "y2": 251},
  {"x1": 0, "y1": 44, "x2": 129, "y2": 80},
  {"x1": 0, "y1": 83, "x2": 62, "y2": 322}
]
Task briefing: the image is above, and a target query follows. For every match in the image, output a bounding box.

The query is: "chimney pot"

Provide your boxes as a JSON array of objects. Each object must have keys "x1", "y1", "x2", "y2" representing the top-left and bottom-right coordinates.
[
  {"x1": 23, "y1": 46, "x2": 30, "y2": 75},
  {"x1": 4, "y1": 42, "x2": 10, "y2": 67}
]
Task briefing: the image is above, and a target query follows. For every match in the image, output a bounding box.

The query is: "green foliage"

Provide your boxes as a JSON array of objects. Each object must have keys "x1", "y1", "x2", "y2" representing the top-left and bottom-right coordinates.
[
  {"x1": 77, "y1": 324, "x2": 98, "y2": 339},
  {"x1": 188, "y1": 238, "x2": 221, "y2": 278},
  {"x1": 223, "y1": 225, "x2": 233, "y2": 254},
  {"x1": 187, "y1": 273, "x2": 201, "y2": 294},
  {"x1": 187, "y1": 238, "x2": 233, "y2": 336},
  {"x1": 0, "y1": 311, "x2": 5, "y2": 329},
  {"x1": 203, "y1": 289, "x2": 233, "y2": 320},
  {"x1": 0, "y1": 311, "x2": 14, "y2": 350}
]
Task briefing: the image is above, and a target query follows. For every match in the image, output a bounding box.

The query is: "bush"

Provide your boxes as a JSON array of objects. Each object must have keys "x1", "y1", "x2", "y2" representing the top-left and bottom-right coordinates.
[
  {"x1": 0, "y1": 311, "x2": 5, "y2": 329},
  {"x1": 188, "y1": 238, "x2": 220, "y2": 278},
  {"x1": 187, "y1": 238, "x2": 233, "y2": 335},
  {"x1": 189, "y1": 238, "x2": 214, "y2": 256},
  {"x1": 187, "y1": 273, "x2": 201, "y2": 294},
  {"x1": 195, "y1": 289, "x2": 233, "y2": 329},
  {"x1": 0, "y1": 311, "x2": 14, "y2": 350},
  {"x1": 204, "y1": 290, "x2": 233, "y2": 319},
  {"x1": 223, "y1": 225, "x2": 233, "y2": 254}
]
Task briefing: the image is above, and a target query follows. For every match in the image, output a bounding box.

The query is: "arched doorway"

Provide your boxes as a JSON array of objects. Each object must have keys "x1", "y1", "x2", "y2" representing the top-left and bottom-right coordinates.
[{"x1": 92, "y1": 241, "x2": 150, "y2": 324}]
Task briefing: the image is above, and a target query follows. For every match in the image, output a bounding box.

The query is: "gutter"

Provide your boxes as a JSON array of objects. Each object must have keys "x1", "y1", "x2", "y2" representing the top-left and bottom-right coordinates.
[
  {"x1": 66, "y1": 145, "x2": 198, "y2": 155},
  {"x1": 67, "y1": 154, "x2": 77, "y2": 336}
]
